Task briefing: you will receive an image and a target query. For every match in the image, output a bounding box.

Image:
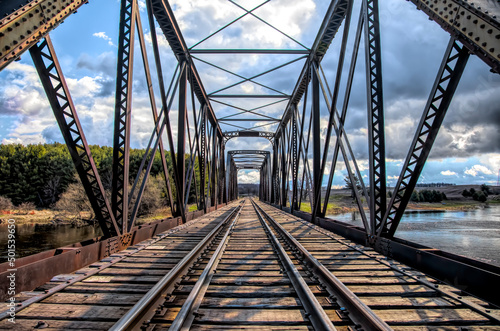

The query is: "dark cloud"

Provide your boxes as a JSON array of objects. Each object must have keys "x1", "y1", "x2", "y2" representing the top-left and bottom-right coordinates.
[
  {"x1": 76, "y1": 52, "x2": 116, "y2": 77},
  {"x1": 41, "y1": 125, "x2": 64, "y2": 143}
]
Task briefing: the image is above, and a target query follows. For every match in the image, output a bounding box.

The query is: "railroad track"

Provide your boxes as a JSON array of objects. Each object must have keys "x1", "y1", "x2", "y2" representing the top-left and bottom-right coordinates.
[
  {"x1": 0, "y1": 201, "x2": 243, "y2": 330},
  {"x1": 1, "y1": 198, "x2": 499, "y2": 330},
  {"x1": 254, "y1": 200, "x2": 500, "y2": 330}
]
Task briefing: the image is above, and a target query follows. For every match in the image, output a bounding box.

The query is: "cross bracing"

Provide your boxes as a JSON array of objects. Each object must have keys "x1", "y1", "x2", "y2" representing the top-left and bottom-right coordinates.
[{"x1": 0, "y1": 0, "x2": 498, "y2": 250}]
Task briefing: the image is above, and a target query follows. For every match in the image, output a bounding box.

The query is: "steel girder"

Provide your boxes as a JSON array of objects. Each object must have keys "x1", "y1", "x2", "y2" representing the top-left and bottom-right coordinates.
[
  {"x1": 4, "y1": 0, "x2": 490, "y2": 243},
  {"x1": 0, "y1": 0, "x2": 88, "y2": 71},
  {"x1": 363, "y1": 0, "x2": 387, "y2": 236},
  {"x1": 408, "y1": 0, "x2": 500, "y2": 73},
  {"x1": 112, "y1": 0, "x2": 137, "y2": 233},
  {"x1": 29, "y1": 37, "x2": 119, "y2": 238},
  {"x1": 142, "y1": 3, "x2": 175, "y2": 215},
  {"x1": 379, "y1": 38, "x2": 470, "y2": 237},
  {"x1": 199, "y1": 106, "x2": 207, "y2": 211},
  {"x1": 150, "y1": 0, "x2": 228, "y2": 214},
  {"x1": 275, "y1": 0, "x2": 350, "y2": 141},
  {"x1": 223, "y1": 131, "x2": 274, "y2": 142},
  {"x1": 227, "y1": 155, "x2": 238, "y2": 201},
  {"x1": 311, "y1": 65, "x2": 321, "y2": 221},
  {"x1": 291, "y1": 105, "x2": 299, "y2": 212},
  {"x1": 149, "y1": 0, "x2": 222, "y2": 139},
  {"x1": 176, "y1": 64, "x2": 187, "y2": 215}
]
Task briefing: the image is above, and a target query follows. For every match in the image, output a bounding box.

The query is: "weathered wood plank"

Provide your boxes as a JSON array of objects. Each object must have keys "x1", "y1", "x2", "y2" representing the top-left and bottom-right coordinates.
[
  {"x1": 66, "y1": 283, "x2": 152, "y2": 293},
  {"x1": 183, "y1": 308, "x2": 310, "y2": 324},
  {"x1": 41, "y1": 292, "x2": 144, "y2": 305},
  {"x1": 359, "y1": 296, "x2": 455, "y2": 308},
  {"x1": 373, "y1": 308, "x2": 489, "y2": 324},
  {"x1": 16, "y1": 303, "x2": 129, "y2": 321},
  {"x1": 348, "y1": 284, "x2": 438, "y2": 296},
  {"x1": 81, "y1": 275, "x2": 161, "y2": 283},
  {"x1": 0, "y1": 319, "x2": 115, "y2": 330}
]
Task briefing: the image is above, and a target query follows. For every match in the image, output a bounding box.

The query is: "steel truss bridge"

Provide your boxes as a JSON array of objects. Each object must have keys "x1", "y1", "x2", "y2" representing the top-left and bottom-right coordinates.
[{"x1": 1, "y1": 0, "x2": 500, "y2": 327}]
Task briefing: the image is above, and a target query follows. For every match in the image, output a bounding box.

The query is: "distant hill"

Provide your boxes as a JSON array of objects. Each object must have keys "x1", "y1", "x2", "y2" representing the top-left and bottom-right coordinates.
[{"x1": 238, "y1": 184, "x2": 259, "y2": 196}]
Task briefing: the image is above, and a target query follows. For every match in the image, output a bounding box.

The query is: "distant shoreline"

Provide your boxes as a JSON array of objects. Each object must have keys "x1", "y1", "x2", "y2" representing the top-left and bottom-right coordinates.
[{"x1": 2, "y1": 184, "x2": 498, "y2": 225}]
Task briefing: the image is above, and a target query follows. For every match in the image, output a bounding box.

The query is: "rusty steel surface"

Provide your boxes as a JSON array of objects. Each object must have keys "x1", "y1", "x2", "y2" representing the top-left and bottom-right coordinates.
[{"x1": 0, "y1": 0, "x2": 88, "y2": 71}]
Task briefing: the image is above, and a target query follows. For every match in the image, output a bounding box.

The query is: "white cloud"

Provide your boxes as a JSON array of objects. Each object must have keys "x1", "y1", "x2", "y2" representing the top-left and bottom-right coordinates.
[
  {"x1": 238, "y1": 170, "x2": 260, "y2": 184},
  {"x1": 138, "y1": 0, "x2": 146, "y2": 12},
  {"x1": 170, "y1": 0, "x2": 317, "y2": 48},
  {"x1": 464, "y1": 165, "x2": 493, "y2": 177},
  {"x1": 441, "y1": 170, "x2": 457, "y2": 176},
  {"x1": 93, "y1": 32, "x2": 114, "y2": 46}
]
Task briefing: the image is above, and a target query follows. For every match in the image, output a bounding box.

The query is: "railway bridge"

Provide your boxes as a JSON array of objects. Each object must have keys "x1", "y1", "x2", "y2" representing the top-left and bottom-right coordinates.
[{"x1": 0, "y1": 0, "x2": 499, "y2": 329}]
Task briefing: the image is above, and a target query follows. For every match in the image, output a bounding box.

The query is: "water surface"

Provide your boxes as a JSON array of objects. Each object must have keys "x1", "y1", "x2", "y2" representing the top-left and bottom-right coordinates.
[
  {"x1": 0, "y1": 222, "x2": 102, "y2": 263},
  {"x1": 329, "y1": 206, "x2": 500, "y2": 267}
]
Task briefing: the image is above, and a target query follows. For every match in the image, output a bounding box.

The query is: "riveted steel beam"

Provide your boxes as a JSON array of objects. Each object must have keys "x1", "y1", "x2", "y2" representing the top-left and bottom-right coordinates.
[
  {"x1": 409, "y1": 0, "x2": 500, "y2": 73},
  {"x1": 0, "y1": 0, "x2": 88, "y2": 71},
  {"x1": 30, "y1": 37, "x2": 119, "y2": 238},
  {"x1": 112, "y1": 0, "x2": 137, "y2": 233},
  {"x1": 364, "y1": 0, "x2": 387, "y2": 236},
  {"x1": 150, "y1": 0, "x2": 222, "y2": 138},
  {"x1": 380, "y1": 38, "x2": 470, "y2": 238},
  {"x1": 275, "y1": 0, "x2": 350, "y2": 141}
]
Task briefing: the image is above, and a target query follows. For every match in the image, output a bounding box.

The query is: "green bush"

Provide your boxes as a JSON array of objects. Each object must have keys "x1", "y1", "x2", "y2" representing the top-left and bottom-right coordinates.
[
  {"x1": 411, "y1": 189, "x2": 446, "y2": 203},
  {"x1": 472, "y1": 191, "x2": 487, "y2": 202}
]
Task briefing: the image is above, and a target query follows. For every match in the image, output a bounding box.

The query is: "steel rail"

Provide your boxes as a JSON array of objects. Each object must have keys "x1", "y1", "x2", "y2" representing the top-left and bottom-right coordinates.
[
  {"x1": 0, "y1": 211, "x2": 207, "y2": 321},
  {"x1": 253, "y1": 199, "x2": 392, "y2": 331},
  {"x1": 250, "y1": 199, "x2": 337, "y2": 331},
  {"x1": 169, "y1": 203, "x2": 243, "y2": 330},
  {"x1": 109, "y1": 203, "x2": 243, "y2": 331},
  {"x1": 286, "y1": 208, "x2": 500, "y2": 324}
]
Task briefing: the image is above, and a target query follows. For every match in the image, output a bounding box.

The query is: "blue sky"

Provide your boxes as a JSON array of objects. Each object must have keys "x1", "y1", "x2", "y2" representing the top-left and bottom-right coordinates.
[{"x1": 0, "y1": 0, "x2": 499, "y2": 187}]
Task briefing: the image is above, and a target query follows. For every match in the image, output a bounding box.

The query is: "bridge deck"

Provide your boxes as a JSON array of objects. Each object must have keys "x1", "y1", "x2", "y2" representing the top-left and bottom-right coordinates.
[{"x1": 1, "y1": 200, "x2": 499, "y2": 330}]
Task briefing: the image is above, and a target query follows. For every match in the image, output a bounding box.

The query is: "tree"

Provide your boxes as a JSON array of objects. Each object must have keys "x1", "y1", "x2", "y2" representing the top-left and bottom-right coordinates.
[
  {"x1": 481, "y1": 184, "x2": 491, "y2": 196},
  {"x1": 472, "y1": 191, "x2": 487, "y2": 202},
  {"x1": 344, "y1": 175, "x2": 361, "y2": 198},
  {"x1": 462, "y1": 189, "x2": 470, "y2": 197}
]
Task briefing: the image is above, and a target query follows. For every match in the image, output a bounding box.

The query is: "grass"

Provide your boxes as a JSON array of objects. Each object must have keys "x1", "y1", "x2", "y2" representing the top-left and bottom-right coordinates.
[
  {"x1": 298, "y1": 202, "x2": 356, "y2": 215},
  {"x1": 0, "y1": 209, "x2": 57, "y2": 224}
]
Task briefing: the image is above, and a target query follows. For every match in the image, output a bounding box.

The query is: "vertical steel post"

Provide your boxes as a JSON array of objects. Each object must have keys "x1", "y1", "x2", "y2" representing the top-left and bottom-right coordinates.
[
  {"x1": 211, "y1": 127, "x2": 217, "y2": 208},
  {"x1": 281, "y1": 133, "x2": 287, "y2": 208},
  {"x1": 219, "y1": 138, "x2": 226, "y2": 204},
  {"x1": 112, "y1": 0, "x2": 137, "y2": 233},
  {"x1": 200, "y1": 106, "x2": 207, "y2": 211},
  {"x1": 291, "y1": 104, "x2": 299, "y2": 212},
  {"x1": 312, "y1": 64, "x2": 321, "y2": 223},
  {"x1": 363, "y1": 0, "x2": 386, "y2": 236},
  {"x1": 271, "y1": 137, "x2": 279, "y2": 204},
  {"x1": 176, "y1": 63, "x2": 187, "y2": 216}
]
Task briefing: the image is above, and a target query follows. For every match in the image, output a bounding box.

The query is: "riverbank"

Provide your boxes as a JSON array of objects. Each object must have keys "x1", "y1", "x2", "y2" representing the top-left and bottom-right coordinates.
[
  {"x1": 302, "y1": 185, "x2": 499, "y2": 215},
  {"x1": 1, "y1": 184, "x2": 497, "y2": 225},
  {"x1": 0, "y1": 207, "x2": 175, "y2": 226}
]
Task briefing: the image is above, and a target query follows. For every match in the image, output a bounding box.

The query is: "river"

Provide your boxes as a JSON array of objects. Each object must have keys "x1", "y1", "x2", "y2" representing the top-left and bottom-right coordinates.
[
  {"x1": 328, "y1": 205, "x2": 500, "y2": 267},
  {"x1": 0, "y1": 222, "x2": 101, "y2": 263},
  {"x1": 1, "y1": 206, "x2": 499, "y2": 266}
]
